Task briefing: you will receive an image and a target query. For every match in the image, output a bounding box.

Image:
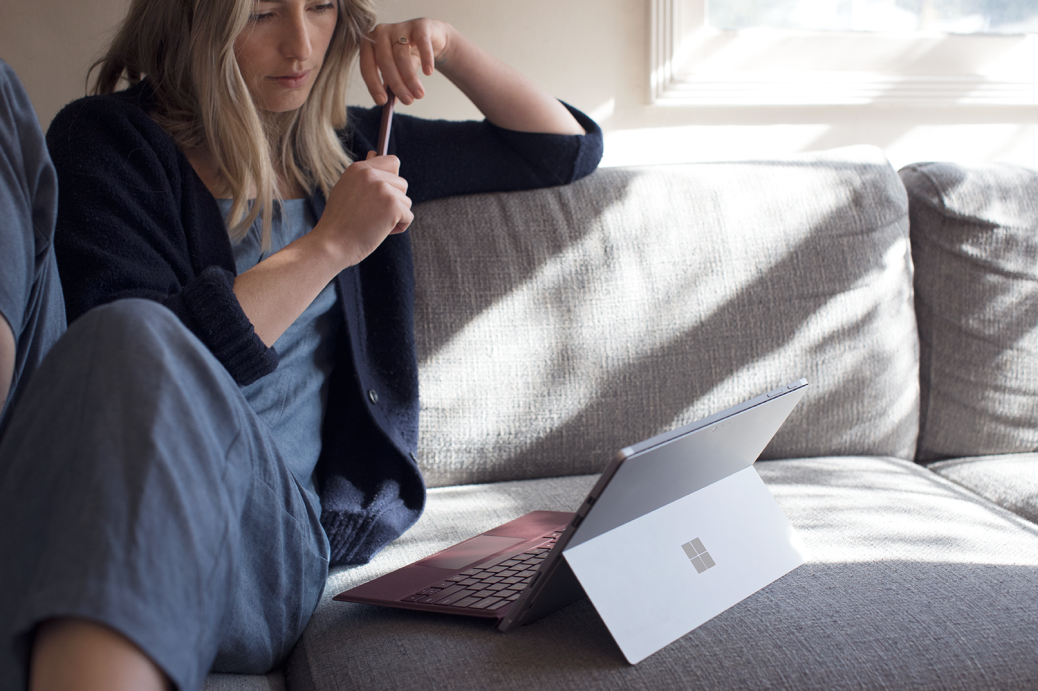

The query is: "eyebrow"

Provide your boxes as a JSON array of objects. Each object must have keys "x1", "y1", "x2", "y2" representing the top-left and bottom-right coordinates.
[{"x1": 253, "y1": 0, "x2": 332, "y2": 6}]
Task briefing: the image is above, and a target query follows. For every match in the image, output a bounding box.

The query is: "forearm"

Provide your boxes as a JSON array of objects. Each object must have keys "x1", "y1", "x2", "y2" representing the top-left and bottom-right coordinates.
[
  {"x1": 233, "y1": 230, "x2": 348, "y2": 347},
  {"x1": 436, "y1": 27, "x2": 585, "y2": 136}
]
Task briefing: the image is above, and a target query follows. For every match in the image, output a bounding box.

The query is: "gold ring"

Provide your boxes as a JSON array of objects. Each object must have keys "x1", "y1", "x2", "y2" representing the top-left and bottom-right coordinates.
[{"x1": 398, "y1": 37, "x2": 409, "y2": 45}]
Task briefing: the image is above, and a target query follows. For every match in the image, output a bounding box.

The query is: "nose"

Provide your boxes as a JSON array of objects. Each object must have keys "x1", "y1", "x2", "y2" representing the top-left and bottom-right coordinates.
[{"x1": 281, "y1": 7, "x2": 313, "y2": 61}]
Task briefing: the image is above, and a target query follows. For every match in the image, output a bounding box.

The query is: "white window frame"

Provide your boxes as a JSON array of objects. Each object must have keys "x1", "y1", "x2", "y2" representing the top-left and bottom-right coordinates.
[{"x1": 651, "y1": 0, "x2": 1038, "y2": 106}]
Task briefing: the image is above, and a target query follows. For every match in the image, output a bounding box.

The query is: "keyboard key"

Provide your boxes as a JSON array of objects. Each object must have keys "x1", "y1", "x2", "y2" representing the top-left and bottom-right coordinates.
[
  {"x1": 420, "y1": 585, "x2": 464, "y2": 602},
  {"x1": 452, "y1": 596, "x2": 480, "y2": 608},
  {"x1": 470, "y1": 597, "x2": 503, "y2": 610},
  {"x1": 436, "y1": 588, "x2": 480, "y2": 606}
]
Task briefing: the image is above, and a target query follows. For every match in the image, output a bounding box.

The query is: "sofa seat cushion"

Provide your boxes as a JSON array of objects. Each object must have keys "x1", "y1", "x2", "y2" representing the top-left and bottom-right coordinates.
[
  {"x1": 411, "y1": 146, "x2": 918, "y2": 487},
  {"x1": 928, "y1": 453, "x2": 1038, "y2": 524},
  {"x1": 900, "y1": 162, "x2": 1038, "y2": 462},
  {"x1": 287, "y1": 457, "x2": 1038, "y2": 690}
]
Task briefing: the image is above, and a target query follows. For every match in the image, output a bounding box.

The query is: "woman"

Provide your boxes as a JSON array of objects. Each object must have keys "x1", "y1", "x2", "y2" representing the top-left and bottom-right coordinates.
[{"x1": 0, "y1": 0, "x2": 601, "y2": 688}]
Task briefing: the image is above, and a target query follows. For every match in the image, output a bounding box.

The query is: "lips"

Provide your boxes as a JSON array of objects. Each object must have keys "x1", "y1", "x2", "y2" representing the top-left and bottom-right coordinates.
[{"x1": 270, "y1": 70, "x2": 310, "y2": 88}]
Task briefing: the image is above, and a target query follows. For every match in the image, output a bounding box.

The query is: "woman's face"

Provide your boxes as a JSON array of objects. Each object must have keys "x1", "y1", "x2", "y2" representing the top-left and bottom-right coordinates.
[{"x1": 235, "y1": 0, "x2": 338, "y2": 113}]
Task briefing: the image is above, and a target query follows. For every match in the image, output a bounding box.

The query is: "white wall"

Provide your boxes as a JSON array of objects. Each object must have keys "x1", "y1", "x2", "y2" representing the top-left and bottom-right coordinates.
[
  {"x1": 4, "y1": 0, "x2": 1038, "y2": 170},
  {"x1": 1, "y1": 0, "x2": 130, "y2": 133}
]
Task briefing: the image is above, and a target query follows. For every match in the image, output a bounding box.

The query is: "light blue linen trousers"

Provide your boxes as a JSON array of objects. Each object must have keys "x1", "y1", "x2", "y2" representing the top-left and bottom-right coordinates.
[{"x1": 0, "y1": 300, "x2": 331, "y2": 690}]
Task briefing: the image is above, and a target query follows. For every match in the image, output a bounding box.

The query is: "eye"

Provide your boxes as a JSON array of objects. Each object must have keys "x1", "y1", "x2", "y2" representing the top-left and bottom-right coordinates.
[
  {"x1": 249, "y1": 1, "x2": 277, "y2": 22},
  {"x1": 310, "y1": 3, "x2": 335, "y2": 12}
]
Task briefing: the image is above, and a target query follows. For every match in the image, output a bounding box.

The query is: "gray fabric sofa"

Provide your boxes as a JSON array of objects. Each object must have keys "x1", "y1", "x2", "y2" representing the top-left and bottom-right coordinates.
[{"x1": 206, "y1": 146, "x2": 1038, "y2": 690}]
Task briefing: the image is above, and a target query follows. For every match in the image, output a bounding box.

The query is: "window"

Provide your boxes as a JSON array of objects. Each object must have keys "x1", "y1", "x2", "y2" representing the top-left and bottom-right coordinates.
[
  {"x1": 651, "y1": 0, "x2": 1038, "y2": 106},
  {"x1": 712, "y1": 0, "x2": 1038, "y2": 34}
]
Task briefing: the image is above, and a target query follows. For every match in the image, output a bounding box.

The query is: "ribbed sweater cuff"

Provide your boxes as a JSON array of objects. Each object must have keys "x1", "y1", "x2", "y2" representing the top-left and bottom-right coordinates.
[{"x1": 165, "y1": 266, "x2": 279, "y2": 386}]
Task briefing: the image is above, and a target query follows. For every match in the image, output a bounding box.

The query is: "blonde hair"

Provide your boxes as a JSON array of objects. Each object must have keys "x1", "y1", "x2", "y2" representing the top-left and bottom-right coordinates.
[{"x1": 92, "y1": 0, "x2": 378, "y2": 248}]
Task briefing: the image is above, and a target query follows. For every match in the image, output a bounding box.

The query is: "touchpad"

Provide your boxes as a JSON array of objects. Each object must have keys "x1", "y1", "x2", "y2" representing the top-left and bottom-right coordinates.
[{"x1": 422, "y1": 535, "x2": 524, "y2": 570}]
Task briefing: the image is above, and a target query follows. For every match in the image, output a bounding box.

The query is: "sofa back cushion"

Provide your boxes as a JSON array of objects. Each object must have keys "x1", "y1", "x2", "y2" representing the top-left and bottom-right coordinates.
[
  {"x1": 900, "y1": 162, "x2": 1038, "y2": 462},
  {"x1": 411, "y1": 146, "x2": 918, "y2": 487}
]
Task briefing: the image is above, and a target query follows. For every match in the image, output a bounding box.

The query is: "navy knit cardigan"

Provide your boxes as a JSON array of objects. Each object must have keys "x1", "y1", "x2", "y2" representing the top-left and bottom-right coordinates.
[{"x1": 46, "y1": 82, "x2": 603, "y2": 565}]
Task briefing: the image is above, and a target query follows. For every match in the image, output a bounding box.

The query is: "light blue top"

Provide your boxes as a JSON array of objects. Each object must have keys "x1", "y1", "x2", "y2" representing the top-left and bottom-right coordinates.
[{"x1": 219, "y1": 198, "x2": 342, "y2": 506}]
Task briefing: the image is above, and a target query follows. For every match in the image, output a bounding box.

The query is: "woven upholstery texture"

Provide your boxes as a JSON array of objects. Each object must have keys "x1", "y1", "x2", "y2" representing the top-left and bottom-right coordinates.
[
  {"x1": 900, "y1": 162, "x2": 1038, "y2": 461},
  {"x1": 288, "y1": 457, "x2": 1038, "y2": 691},
  {"x1": 411, "y1": 147, "x2": 918, "y2": 487},
  {"x1": 930, "y1": 453, "x2": 1038, "y2": 524},
  {"x1": 203, "y1": 673, "x2": 285, "y2": 691}
]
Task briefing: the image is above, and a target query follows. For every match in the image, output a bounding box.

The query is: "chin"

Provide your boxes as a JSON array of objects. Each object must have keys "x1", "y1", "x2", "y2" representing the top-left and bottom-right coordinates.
[{"x1": 259, "y1": 94, "x2": 311, "y2": 114}]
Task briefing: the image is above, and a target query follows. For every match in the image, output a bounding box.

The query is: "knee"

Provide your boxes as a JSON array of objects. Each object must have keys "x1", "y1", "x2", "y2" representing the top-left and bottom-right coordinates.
[
  {"x1": 72, "y1": 299, "x2": 204, "y2": 363},
  {"x1": 75, "y1": 298, "x2": 180, "y2": 338},
  {"x1": 52, "y1": 299, "x2": 230, "y2": 398},
  {"x1": 6, "y1": 298, "x2": 243, "y2": 454}
]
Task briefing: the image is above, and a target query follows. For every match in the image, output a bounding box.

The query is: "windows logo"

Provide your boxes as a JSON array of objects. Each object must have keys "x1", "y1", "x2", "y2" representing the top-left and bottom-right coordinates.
[{"x1": 681, "y1": 538, "x2": 716, "y2": 574}]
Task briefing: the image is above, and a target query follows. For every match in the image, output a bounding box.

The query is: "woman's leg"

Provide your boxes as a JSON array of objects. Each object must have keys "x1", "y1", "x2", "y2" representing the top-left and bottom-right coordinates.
[
  {"x1": 0, "y1": 299, "x2": 328, "y2": 690},
  {"x1": 0, "y1": 59, "x2": 65, "y2": 438}
]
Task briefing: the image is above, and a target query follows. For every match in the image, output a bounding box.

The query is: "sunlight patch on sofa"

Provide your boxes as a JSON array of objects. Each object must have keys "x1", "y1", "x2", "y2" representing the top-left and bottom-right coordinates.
[
  {"x1": 414, "y1": 149, "x2": 913, "y2": 483},
  {"x1": 759, "y1": 457, "x2": 1038, "y2": 567},
  {"x1": 417, "y1": 172, "x2": 823, "y2": 471}
]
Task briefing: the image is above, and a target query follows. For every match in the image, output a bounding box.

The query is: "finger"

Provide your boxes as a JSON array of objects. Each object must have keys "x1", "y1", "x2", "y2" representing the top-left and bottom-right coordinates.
[
  {"x1": 358, "y1": 38, "x2": 387, "y2": 105},
  {"x1": 417, "y1": 29, "x2": 436, "y2": 77},
  {"x1": 348, "y1": 155, "x2": 403, "y2": 191},
  {"x1": 392, "y1": 31, "x2": 426, "y2": 99},
  {"x1": 389, "y1": 39, "x2": 422, "y2": 104},
  {"x1": 366, "y1": 154, "x2": 401, "y2": 176},
  {"x1": 393, "y1": 206, "x2": 415, "y2": 234},
  {"x1": 379, "y1": 173, "x2": 409, "y2": 195},
  {"x1": 377, "y1": 37, "x2": 411, "y2": 104},
  {"x1": 366, "y1": 24, "x2": 412, "y2": 104},
  {"x1": 365, "y1": 163, "x2": 408, "y2": 195}
]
